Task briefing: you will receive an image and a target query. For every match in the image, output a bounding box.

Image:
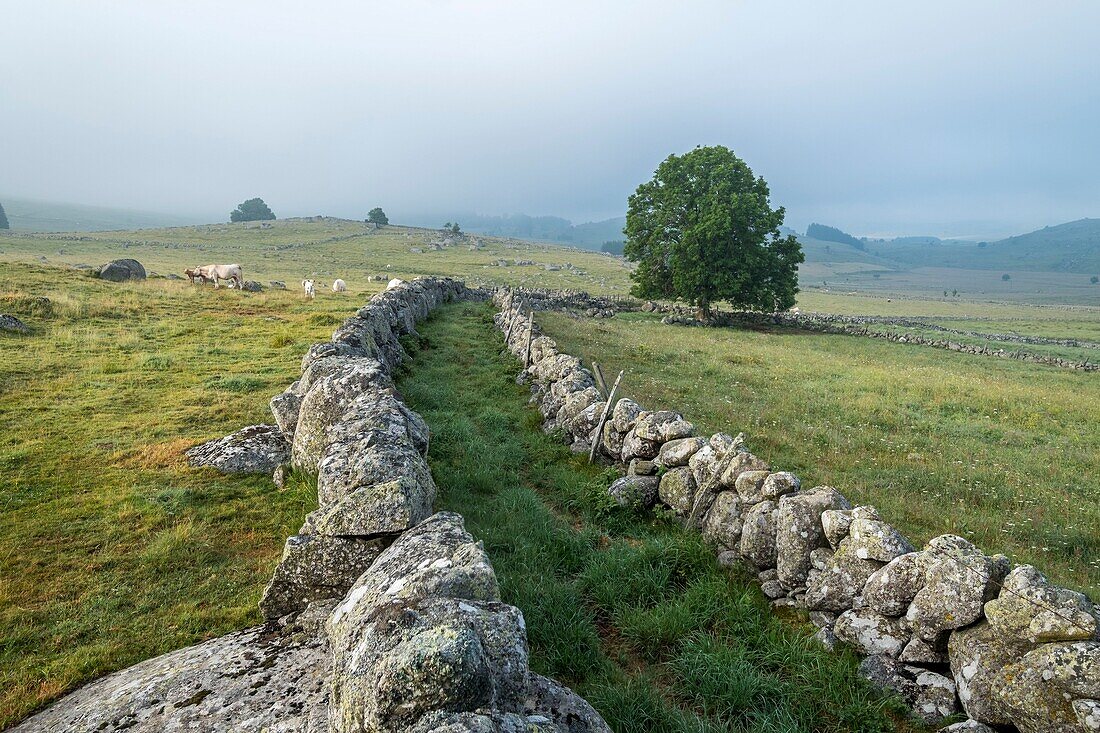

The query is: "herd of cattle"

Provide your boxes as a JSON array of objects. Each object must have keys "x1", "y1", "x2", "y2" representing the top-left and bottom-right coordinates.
[{"x1": 182, "y1": 263, "x2": 348, "y2": 298}]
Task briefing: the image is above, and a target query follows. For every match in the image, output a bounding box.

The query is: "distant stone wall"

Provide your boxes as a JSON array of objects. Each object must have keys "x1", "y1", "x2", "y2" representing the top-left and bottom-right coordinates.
[
  {"x1": 15, "y1": 279, "x2": 609, "y2": 733},
  {"x1": 494, "y1": 289, "x2": 1100, "y2": 733}
]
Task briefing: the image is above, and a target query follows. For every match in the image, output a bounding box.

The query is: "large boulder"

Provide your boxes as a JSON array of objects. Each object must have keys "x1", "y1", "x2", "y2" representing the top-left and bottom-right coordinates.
[
  {"x1": 834, "y1": 608, "x2": 911, "y2": 657},
  {"x1": 316, "y1": 432, "x2": 436, "y2": 508},
  {"x1": 739, "y1": 500, "x2": 778, "y2": 570},
  {"x1": 8, "y1": 627, "x2": 326, "y2": 733},
  {"x1": 291, "y1": 358, "x2": 393, "y2": 470},
  {"x1": 98, "y1": 258, "x2": 146, "y2": 282},
  {"x1": 524, "y1": 673, "x2": 613, "y2": 733},
  {"x1": 303, "y1": 475, "x2": 435, "y2": 538},
  {"x1": 775, "y1": 486, "x2": 852, "y2": 589},
  {"x1": 607, "y1": 475, "x2": 660, "y2": 509},
  {"x1": 701, "y1": 490, "x2": 743, "y2": 549},
  {"x1": 185, "y1": 424, "x2": 290, "y2": 474},
  {"x1": 906, "y1": 535, "x2": 1010, "y2": 642},
  {"x1": 948, "y1": 620, "x2": 1021, "y2": 725},
  {"x1": 990, "y1": 641, "x2": 1100, "y2": 733},
  {"x1": 984, "y1": 565, "x2": 1099, "y2": 644},
  {"x1": 657, "y1": 466, "x2": 697, "y2": 515},
  {"x1": 270, "y1": 388, "x2": 303, "y2": 438},
  {"x1": 0, "y1": 314, "x2": 28, "y2": 333}
]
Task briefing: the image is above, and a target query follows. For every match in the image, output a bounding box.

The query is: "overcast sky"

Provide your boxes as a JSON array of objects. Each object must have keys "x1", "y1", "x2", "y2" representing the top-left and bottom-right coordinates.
[{"x1": 2, "y1": 1, "x2": 1098, "y2": 238}]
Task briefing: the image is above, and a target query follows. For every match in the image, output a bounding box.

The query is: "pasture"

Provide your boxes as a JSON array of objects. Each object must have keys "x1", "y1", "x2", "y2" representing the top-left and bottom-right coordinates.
[{"x1": 536, "y1": 309, "x2": 1100, "y2": 600}]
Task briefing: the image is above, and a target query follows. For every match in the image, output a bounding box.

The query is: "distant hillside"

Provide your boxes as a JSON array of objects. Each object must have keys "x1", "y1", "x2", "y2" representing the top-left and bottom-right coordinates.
[
  {"x1": 399, "y1": 212, "x2": 625, "y2": 249},
  {"x1": 806, "y1": 223, "x2": 864, "y2": 249},
  {"x1": 864, "y1": 218, "x2": 1100, "y2": 273},
  {"x1": 0, "y1": 196, "x2": 201, "y2": 232},
  {"x1": 797, "y1": 235, "x2": 894, "y2": 267}
]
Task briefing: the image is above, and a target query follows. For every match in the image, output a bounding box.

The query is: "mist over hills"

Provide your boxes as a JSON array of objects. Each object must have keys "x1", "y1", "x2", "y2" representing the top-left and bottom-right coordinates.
[{"x1": 397, "y1": 212, "x2": 627, "y2": 249}]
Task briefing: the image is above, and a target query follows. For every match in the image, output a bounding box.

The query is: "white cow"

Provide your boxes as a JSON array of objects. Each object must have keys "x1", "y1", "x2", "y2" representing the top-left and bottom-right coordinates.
[
  {"x1": 387, "y1": 278, "x2": 405, "y2": 290},
  {"x1": 302, "y1": 279, "x2": 316, "y2": 299},
  {"x1": 332, "y1": 278, "x2": 347, "y2": 292},
  {"x1": 197, "y1": 264, "x2": 243, "y2": 289}
]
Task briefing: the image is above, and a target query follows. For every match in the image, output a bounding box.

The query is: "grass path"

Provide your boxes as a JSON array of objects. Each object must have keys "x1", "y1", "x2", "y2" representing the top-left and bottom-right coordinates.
[{"x1": 397, "y1": 301, "x2": 920, "y2": 733}]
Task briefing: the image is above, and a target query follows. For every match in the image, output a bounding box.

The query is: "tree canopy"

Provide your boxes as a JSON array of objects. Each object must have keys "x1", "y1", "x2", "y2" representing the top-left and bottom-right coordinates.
[
  {"x1": 0, "y1": 202, "x2": 8, "y2": 230},
  {"x1": 230, "y1": 198, "x2": 276, "y2": 222},
  {"x1": 367, "y1": 207, "x2": 389, "y2": 226},
  {"x1": 806, "y1": 222, "x2": 864, "y2": 250},
  {"x1": 623, "y1": 145, "x2": 803, "y2": 316}
]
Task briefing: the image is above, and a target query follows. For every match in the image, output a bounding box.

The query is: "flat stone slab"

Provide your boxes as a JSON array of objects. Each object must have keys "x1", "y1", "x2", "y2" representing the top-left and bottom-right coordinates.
[{"x1": 11, "y1": 626, "x2": 327, "y2": 733}]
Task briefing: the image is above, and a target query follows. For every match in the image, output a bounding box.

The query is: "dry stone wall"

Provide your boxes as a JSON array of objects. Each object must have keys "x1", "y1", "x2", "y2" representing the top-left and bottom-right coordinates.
[
  {"x1": 15, "y1": 278, "x2": 609, "y2": 733},
  {"x1": 494, "y1": 289, "x2": 1100, "y2": 733}
]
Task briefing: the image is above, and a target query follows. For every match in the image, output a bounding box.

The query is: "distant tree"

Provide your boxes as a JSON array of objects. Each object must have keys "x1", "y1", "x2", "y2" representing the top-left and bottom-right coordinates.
[
  {"x1": 230, "y1": 198, "x2": 276, "y2": 222},
  {"x1": 807, "y1": 223, "x2": 864, "y2": 251},
  {"x1": 944, "y1": 290, "x2": 948, "y2": 297},
  {"x1": 1091, "y1": 276, "x2": 1099, "y2": 284},
  {"x1": 624, "y1": 145, "x2": 804, "y2": 318},
  {"x1": 449, "y1": 222, "x2": 461, "y2": 235},
  {"x1": 1002, "y1": 273, "x2": 1011, "y2": 281},
  {"x1": 0, "y1": 201, "x2": 8, "y2": 229},
  {"x1": 600, "y1": 240, "x2": 625, "y2": 256},
  {"x1": 367, "y1": 207, "x2": 389, "y2": 226},
  {"x1": 952, "y1": 289, "x2": 958, "y2": 296}
]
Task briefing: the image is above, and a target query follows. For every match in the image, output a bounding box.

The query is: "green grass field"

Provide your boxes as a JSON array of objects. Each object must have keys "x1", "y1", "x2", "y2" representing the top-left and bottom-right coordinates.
[
  {"x1": 397, "y1": 302, "x2": 922, "y2": 733},
  {"x1": 0, "y1": 219, "x2": 1096, "y2": 730},
  {"x1": 0, "y1": 263, "x2": 365, "y2": 727},
  {"x1": 536, "y1": 310, "x2": 1100, "y2": 600}
]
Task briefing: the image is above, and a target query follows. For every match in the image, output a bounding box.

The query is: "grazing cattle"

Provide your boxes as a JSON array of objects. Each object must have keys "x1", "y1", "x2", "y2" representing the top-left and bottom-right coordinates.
[
  {"x1": 197, "y1": 264, "x2": 244, "y2": 289},
  {"x1": 332, "y1": 278, "x2": 347, "y2": 292},
  {"x1": 184, "y1": 267, "x2": 208, "y2": 285},
  {"x1": 302, "y1": 279, "x2": 316, "y2": 299}
]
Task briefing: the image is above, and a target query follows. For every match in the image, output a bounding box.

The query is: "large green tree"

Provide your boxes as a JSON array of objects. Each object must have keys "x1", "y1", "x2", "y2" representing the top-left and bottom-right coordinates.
[
  {"x1": 367, "y1": 207, "x2": 389, "y2": 226},
  {"x1": 0, "y1": 201, "x2": 8, "y2": 229},
  {"x1": 229, "y1": 197, "x2": 276, "y2": 222},
  {"x1": 624, "y1": 146, "x2": 803, "y2": 317}
]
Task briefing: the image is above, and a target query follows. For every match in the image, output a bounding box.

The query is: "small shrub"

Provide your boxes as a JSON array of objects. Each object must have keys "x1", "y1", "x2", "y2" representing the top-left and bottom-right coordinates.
[
  {"x1": 203, "y1": 375, "x2": 266, "y2": 392},
  {"x1": 270, "y1": 332, "x2": 294, "y2": 348}
]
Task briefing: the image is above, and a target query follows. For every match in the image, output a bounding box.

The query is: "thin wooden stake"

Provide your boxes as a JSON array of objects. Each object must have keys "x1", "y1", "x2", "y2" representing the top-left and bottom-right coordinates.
[
  {"x1": 524, "y1": 310, "x2": 535, "y2": 367},
  {"x1": 589, "y1": 369, "x2": 624, "y2": 463},
  {"x1": 503, "y1": 304, "x2": 518, "y2": 344},
  {"x1": 591, "y1": 361, "x2": 608, "y2": 399}
]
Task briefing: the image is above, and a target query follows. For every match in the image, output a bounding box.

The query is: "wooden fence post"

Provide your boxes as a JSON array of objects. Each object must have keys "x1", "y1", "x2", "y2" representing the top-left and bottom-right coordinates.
[
  {"x1": 589, "y1": 369, "x2": 624, "y2": 463},
  {"x1": 524, "y1": 310, "x2": 535, "y2": 367}
]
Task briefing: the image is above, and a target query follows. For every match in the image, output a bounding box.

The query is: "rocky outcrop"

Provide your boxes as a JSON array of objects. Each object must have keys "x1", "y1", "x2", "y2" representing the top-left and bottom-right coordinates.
[
  {"x1": 98, "y1": 258, "x2": 146, "y2": 281},
  {"x1": 493, "y1": 287, "x2": 1100, "y2": 732},
  {"x1": 0, "y1": 314, "x2": 28, "y2": 332}
]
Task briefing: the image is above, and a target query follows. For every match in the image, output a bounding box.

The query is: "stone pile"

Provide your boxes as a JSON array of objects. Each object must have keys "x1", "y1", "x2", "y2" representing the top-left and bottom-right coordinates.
[
  {"x1": 494, "y1": 289, "x2": 1100, "y2": 733},
  {"x1": 16, "y1": 278, "x2": 609, "y2": 733}
]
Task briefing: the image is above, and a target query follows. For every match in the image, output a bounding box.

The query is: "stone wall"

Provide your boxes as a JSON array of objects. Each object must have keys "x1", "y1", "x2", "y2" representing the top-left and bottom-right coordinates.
[
  {"x1": 15, "y1": 278, "x2": 609, "y2": 733},
  {"x1": 494, "y1": 289, "x2": 1100, "y2": 733}
]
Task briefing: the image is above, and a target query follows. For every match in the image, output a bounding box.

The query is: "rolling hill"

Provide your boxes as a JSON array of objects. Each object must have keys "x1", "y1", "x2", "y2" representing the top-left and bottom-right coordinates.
[{"x1": 0, "y1": 196, "x2": 202, "y2": 232}]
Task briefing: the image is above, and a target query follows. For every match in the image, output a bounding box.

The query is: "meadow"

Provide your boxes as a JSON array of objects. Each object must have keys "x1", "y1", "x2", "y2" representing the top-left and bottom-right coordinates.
[
  {"x1": 536, "y1": 309, "x2": 1100, "y2": 600},
  {"x1": 397, "y1": 302, "x2": 921, "y2": 733},
  {"x1": 0, "y1": 264, "x2": 359, "y2": 726}
]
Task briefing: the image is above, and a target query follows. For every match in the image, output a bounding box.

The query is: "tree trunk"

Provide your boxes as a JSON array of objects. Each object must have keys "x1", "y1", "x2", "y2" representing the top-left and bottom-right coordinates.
[{"x1": 696, "y1": 299, "x2": 711, "y2": 321}]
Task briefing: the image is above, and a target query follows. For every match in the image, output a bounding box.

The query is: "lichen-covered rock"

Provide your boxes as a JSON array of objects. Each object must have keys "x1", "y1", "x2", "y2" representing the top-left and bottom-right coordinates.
[
  {"x1": 335, "y1": 390, "x2": 431, "y2": 456},
  {"x1": 936, "y1": 720, "x2": 999, "y2": 733},
  {"x1": 611, "y1": 398, "x2": 643, "y2": 433},
  {"x1": 717, "y1": 451, "x2": 769, "y2": 490},
  {"x1": 835, "y1": 608, "x2": 911, "y2": 657},
  {"x1": 620, "y1": 427, "x2": 661, "y2": 462},
  {"x1": 607, "y1": 475, "x2": 660, "y2": 509},
  {"x1": 906, "y1": 535, "x2": 1010, "y2": 641},
  {"x1": 0, "y1": 314, "x2": 28, "y2": 333},
  {"x1": 98, "y1": 258, "x2": 146, "y2": 281},
  {"x1": 990, "y1": 641, "x2": 1100, "y2": 733},
  {"x1": 901, "y1": 636, "x2": 948, "y2": 665},
  {"x1": 701, "y1": 491, "x2": 743, "y2": 549},
  {"x1": 805, "y1": 537, "x2": 882, "y2": 612},
  {"x1": 658, "y1": 466, "x2": 697, "y2": 515},
  {"x1": 821, "y1": 508, "x2": 854, "y2": 549},
  {"x1": 8, "y1": 627, "x2": 326, "y2": 733},
  {"x1": 688, "y1": 443, "x2": 720, "y2": 486},
  {"x1": 317, "y1": 433, "x2": 435, "y2": 508},
  {"x1": 627, "y1": 458, "x2": 656, "y2": 476},
  {"x1": 656, "y1": 436, "x2": 705, "y2": 468},
  {"x1": 557, "y1": 387, "x2": 601, "y2": 429},
  {"x1": 564, "y1": 403, "x2": 603, "y2": 443},
  {"x1": 734, "y1": 469, "x2": 771, "y2": 505},
  {"x1": 303, "y1": 475, "x2": 434, "y2": 538},
  {"x1": 186, "y1": 424, "x2": 290, "y2": 474},
  {"x1": 330, "y1": 597, "x2": 528, "y2": 733},
  {"x1": 847, "y1": 509, "x2": 915, "y2": 562},
  {"x1": 761, "y1": 471, "x2": 801, "y2": 500},
  {"x1": 259, "y1": 534, "x2": 385, "y2": 620},
  {"x1": 910, "y1": 668, "x2": 961, "y2": 723},
  {"x1": 947, "y1": 620, "x2": 1021, "y2": 725},
  {"x1": 599, "y1": 421, "x2": 624, "y2": 459},
  {"x1": 775, "y1": 486, "x2": 852, "y2": 589},
  {"x1": 739, "y1": 500, "x2": 778, "y2": 570},
  {"x1": 270, "y1": 388, "x2": 303, "y2": 438},
  {"x1": 291, "y1": 358, "x2": 393, "y2": 470},
  {"x1": 632, "y1": 410, "x2": 693, "y2": 443},
  {"x1": 1074, "y1": 699, "x2": 1100, "y2": 732},
  {"x1": 984, "y1": 565, "x2": 1099, "y2": 644},
  {"x1": 524, "y1": 672, "x2": 612, "y2": 733},
  {"x1": 864, "y1": 552, "x2": 927, "y2": 616}
]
